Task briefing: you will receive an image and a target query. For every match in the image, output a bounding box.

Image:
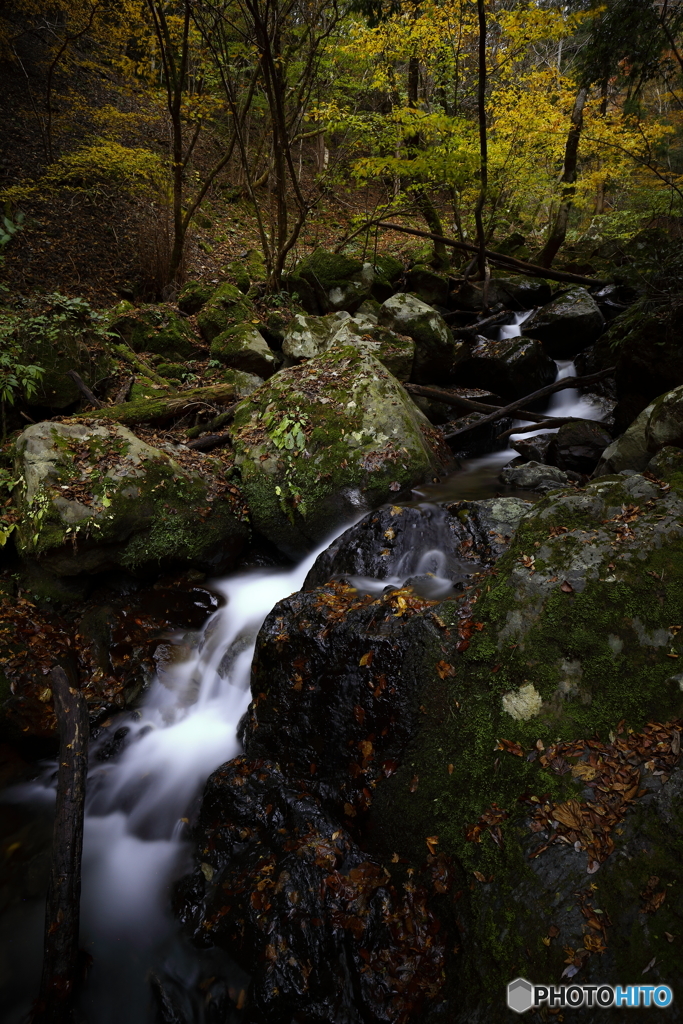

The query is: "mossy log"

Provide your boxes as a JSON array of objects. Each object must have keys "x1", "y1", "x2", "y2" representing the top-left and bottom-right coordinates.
[{"x1": 86, "y1": 383, "x2": 238, "y2": 426}]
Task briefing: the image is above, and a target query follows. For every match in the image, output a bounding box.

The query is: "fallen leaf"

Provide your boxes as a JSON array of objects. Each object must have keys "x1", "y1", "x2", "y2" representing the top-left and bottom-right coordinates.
[
  {"x1": 642, "y1": 956, "x2": 657, "y2": 975},
  {"x1": 473, "y1": 870, "x2": 487, "y2": 882},
  {"x1": 359, "y1": 651, "x2": 373, "y2": 667},
  {"x1": 436, "y1": 660, "x2": 455, "y2": 679},
  {"x1": 665, "y1": 932, "x2": 675, "y2": 943},
  {"x1": 448, "y1": 763, "x2": 454, "y2": 774},
  {"x1": 409, "y1": 774, "x2": 419, "y2": 793},
  {"x1": 561, "y1": 581, "x2": 574, "y2": 593},
  {"x1": 426, "y1": 835, "x2": 439, "y2": 854}
]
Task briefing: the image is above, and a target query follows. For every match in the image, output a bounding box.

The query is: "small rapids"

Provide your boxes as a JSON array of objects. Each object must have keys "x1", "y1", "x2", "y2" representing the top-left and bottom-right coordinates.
[{"x1": 0, "y1": 308, "x2": 608, "y2": 1024}]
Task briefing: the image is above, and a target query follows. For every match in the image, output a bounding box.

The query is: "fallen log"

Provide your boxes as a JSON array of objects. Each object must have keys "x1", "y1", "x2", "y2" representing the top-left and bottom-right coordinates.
[
  {"x1": 84, "y1": 383, "x2": 238, "y2": 427},
  {"x1": 32, "y1": 665, "x2": 89, "y2": 1024},
  {"x1": 405, "y1": 383, "x2": 550, "y2": 423},
  {"x1": 376, "y1": 222, "x2": 607, "y2": 288},
  {"x1": 186, "y1": 431, "x2": 233, "y2": 452},
  {"x1": 497, "y1": 417, "x2": 584, "y2": 440},
  {"x1": 441, "y1": 367, "x2": 616, "y2": 442},
  {"x1": 185, "y1": 403, "x2": 238, "y2": 439},
  {"x1": 110, "y1": 342, "x2": 170, "y2": 388}
]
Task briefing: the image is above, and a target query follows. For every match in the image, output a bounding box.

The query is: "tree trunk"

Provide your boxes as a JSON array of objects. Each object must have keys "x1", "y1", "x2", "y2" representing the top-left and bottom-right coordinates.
[
  {"x1": 474, "y1": 0, "x2": 488, "y2": 289},
  {"x1": 32, "y1": 666, "x2": 89, "y2": 1024},
  {"x1": 538, "y1": 87, "x2": 588, "y2": 269}
]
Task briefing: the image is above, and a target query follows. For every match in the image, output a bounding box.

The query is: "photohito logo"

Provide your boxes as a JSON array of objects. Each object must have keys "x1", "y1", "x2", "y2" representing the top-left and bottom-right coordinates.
[{"x1": 507, "y1": 978, "x2": 673, "y2": 1012}]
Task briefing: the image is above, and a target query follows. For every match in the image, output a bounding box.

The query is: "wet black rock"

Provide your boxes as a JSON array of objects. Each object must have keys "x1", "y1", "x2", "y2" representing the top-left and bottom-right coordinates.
[
  {"x1": 451, "y1": 336, "x2": 557, "y2": 400},
  {"x1": 499, "y1": 459, "x2": 571, "y2": 493},
  {"x1": 552, "y1": 418, "x2": 613, "y2": 474},
  {"x1": 174, "y1": 756, "x2": 447, "y2": 1024},
  {"x1": 522, "y1": 287, "x2": 605, "y2": 358},
  {"x1": 510, "y1": 432, "x2": 556, "y2": 464},
  {"x1": 304, "y1": 499, "x2": 532, "y2": 591}
]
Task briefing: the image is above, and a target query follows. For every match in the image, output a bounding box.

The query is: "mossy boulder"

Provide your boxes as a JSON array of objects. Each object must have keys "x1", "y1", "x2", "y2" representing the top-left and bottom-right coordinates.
[
  {"x1": 156, "y1": 361, "x2": 187, "y2": 381},
  {"x1": 378, "y1": 293, "x2": 466, "y2": 384},
  {"x1": 451, "y1": 275, "x2": 552, "y2": 312},
  {"x1": 177, "y1": 281, "x2": 213, "y2": 315},
  {"x1": 230, "y1": 345, "x2": 451, "y2": 556},
  {"x1": 281, "y1": 313, "x2": 345, "y2": 361},
  {"x1": 109, "y1": 304, "x2": 202, "y2": 359},
  {"x1": 595, "y1": 382, "x2": 683, "y2": 474},
  {"x1": 405, "y1": 265, "x2": 450, "y2": 308},
  {"x1": 367, "y1": 470, "x2": 683, "y2": 1019},
  {"x1": 13, "y1": 421, "x2": 249, "y2": 576},
  {"x1": 196, "y1": 283, "x2": 255, "y2": 343},
  {"x1": 210, "y1": 324, "x2": 277, "y2": 378},
  {"x1": 522, "y1": 286, "x2": 605, "y2": 358},
  {"x1": 283, "y1": 248, "x2": 364, "y2": 313}
]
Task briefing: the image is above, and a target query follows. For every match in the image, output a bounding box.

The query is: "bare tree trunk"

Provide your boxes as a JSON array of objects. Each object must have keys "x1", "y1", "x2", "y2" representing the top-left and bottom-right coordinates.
[
  {"x1": 32, "y1": 666, "x2": 89, "y2": 1024},
  {"x1": 473, "y1": 0, "x2": 488, "y2": 294},
  {"x1": 538, "y1": 87, "x2": 588, "y2": 268}
]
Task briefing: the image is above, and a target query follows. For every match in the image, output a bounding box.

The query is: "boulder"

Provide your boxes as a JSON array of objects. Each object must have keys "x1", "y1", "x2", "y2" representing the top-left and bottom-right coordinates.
[
  {"x1": 196, "y1": 283, "x2": 254, "y2": 343},
  {"x1": 230, "y1": 345, "x2": 451, "y2": 557},
  {"x1": 511, "y1": 431, "x2": 556, "y2": 463},
  {"x1": 405, "y1": 265, "x2": 450, "y2": 308},
  {"x1": 303, "y1": 497, "x2": 531, "y2": 590},
  {"x1": 209, "y1": 324, "x2": 277, "y2": 378},
  {"x1": 177, "y1": 281, "x2": 213, "y2": 315},
  {"x1": 367, "y1": 470, "x2": 683, "y2": 1021},
  {"x1": 594, "y1": 383, "x2": 683, "y2": 475},
  {"x1": 283, "y1": 248, "x2": 365, "y2": 314},
  {"x1": 553, "y1": 418, "x2": 613, "y2": 474},
  {"x1": 451, "y1": 335, "x2": 557, "y2": 400},
  {"x1": 174, "y1": 756, "x2": 446, "y2": 1024},
  {"x1": 109, "y1": 304, "x2": 202, "y2": 359},
  {"x1": 327, "y1": 262, "x2": 395, "y2": 312},
  {"x1": 331, "y1": 320, "x2": 415, "y2": 382},
  {"x1": 499, "y1": 459, "x2": 570, "y2": 492},
  {"x1": 281, "y1": 312, "x2": 345, "y2": 361},
  {"x1": 451, "y1": 275, "x2": 552, "y2": 312},
  {"x1": 378, "y1": 293, "x2": 466, "y2": 384},
  {"x1": 12, "y1": 421, "x2": 249, "y2": 576},
  {"x1": 522, "y1": 287, "x2": 605, "y2": 357}
]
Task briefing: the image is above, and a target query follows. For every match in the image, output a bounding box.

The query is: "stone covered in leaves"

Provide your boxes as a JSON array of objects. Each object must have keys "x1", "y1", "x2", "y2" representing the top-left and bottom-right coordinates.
[
  {"x1": 109, "y1": 303, "x2": 202, "y2": 359},
  {"x1": 13, "y1": 421, "x2": 249, "y2": 575},
  {"x1": 368, "y1": 470, "x2": 683, "y2": 1020},
  {"x1": 523, "y1": 286, "x2": 605, "y2": 358},
  {"x1": 174, "y1": 755, "x2": 446, "y2": 1024},
  {"x1": 230, "y1": 345, "x2": 451, "y2": 556}
]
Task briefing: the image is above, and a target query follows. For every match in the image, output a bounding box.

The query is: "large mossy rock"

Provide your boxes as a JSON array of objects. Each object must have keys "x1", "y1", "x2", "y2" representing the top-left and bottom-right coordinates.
[
  {"x1": 195, "y1": 283, "x2": 254, "y2": 343},
  {"x1": 177, "y1": 281, "x2": 213, "y2": 315},
  {"x1": 523, "y1": 287, "x2": 605, "y2": 358},
  {"x1": 281, "y1": 312, "x2": 347, "y2": 360},
  {"x1": 451, "y1": 335, "x2": 557, "y2": 400},
  {"x1": 283, "y1": 249, "x2": 396, "y2": 314},
  {"x1": 13, "y1": 421, "x2": 249, "y2": 575},
  {"x1": 595, "y1": 382, "x2": 683, "y2": 474},
  {"x1": 230, "y1": 345, "x2": 451, "y2": 556},
  {"x1": 378, "y1": 293, "x2": 465, "y2": 384},
  {"x1": 367, "y1": 470, "x2": 683, "y2": 1020},
  {"x1": 209, "y1": 323, "x2": 277, "y2": 378},
  {"x1": 282, "y1": 313, "x2": 415, "y2": 381},
  {"x1": 109, "y1": 304, "x2": 202, "y2": 359}
]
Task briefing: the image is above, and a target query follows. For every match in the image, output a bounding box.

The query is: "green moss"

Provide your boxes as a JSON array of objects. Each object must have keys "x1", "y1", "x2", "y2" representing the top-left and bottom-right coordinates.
[
  {"x1": 196, "y1": 284, "x2": 254, "y2": 343},
  {"x1": 109, "y1": 304, "x2": 201, "y2": 358},
  {"x1": 178, "y1": 281, "x2": 213, "y2": 315},
  {"x1": 156, "y1": 362, "x2": 187, "y2": 381}
]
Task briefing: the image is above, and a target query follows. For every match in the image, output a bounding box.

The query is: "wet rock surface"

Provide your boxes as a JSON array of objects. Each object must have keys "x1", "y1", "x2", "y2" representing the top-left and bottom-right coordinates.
[
  {"x1": 552, "y1": 418, "x2": 613, "y2": 474},
  {"x1": 523, "y1": 287, "x2": 605, "y2": 358},
  {"x1": 451, "y1": 335, "x2": 557, "y2": 400},
  {"x1": 174, "y1": 756, "x2": 447, "y2": 1024},
  {"x1": 378, "y1": 293, "x2": 465, "y2": 384},
  {"x1": 499, "y1": 459, "x2": 571, "y2": 493}
]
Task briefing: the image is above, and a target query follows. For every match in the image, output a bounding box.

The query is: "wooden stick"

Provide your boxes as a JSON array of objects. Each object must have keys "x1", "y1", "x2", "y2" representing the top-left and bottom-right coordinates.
[
  {"x1": 32, "y1": 665, "x2": 89, "y2": 1024},
  {"x1": 113, "y1": 376, "x2": 134, "y2": 405},
  {"x1": 405, "y1": 383, "x2": 550, "y2": 422},
  {"x1": 65, "y1": 370, "x2": 104, "y2": 410},
  {"x1": 441, "y1": 367, "x2": 615, "y2": 441},
  {"x1": 449, "y1": 309, "x2": 510, "y2": 336},
  {"x1": 376, "y1": 222, "x2": 607, "y2": 287}
]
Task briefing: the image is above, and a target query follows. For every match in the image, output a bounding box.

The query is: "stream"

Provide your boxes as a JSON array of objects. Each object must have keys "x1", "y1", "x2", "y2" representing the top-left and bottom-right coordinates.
[{"x1": 0, "y1": 316, "x2": 608, "y2": 1024}]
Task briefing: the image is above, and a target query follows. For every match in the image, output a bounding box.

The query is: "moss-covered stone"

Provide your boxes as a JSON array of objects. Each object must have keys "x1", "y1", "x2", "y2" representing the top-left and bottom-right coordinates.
[
  {"x1": 230, "y1": 345, "x2": 451, "y2": 556},
  {"x1": 368, "y1": 470, "x2": 683, "y2": 1019},
  {"x1": 109, "y1": 304, "x2": 202, "y2": 359},
  {"x1": 283, "y1": 248, "x2": 365, "y2": 313},
  {"x1": 195, "y1": 283, "x2": 254, "y2": 343},
  {"x1": 156, "y1": 361, "x2": 187, "y2": 381},
  {"x1": 177, "y1": 281, "x2": 213, "y2": 315},
  {"x1": 210, "y1": 323, "x2": 277, "y2": 378},
  {"x1": 13, "y1": 421, "x2": 249, "y2": 575}
]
